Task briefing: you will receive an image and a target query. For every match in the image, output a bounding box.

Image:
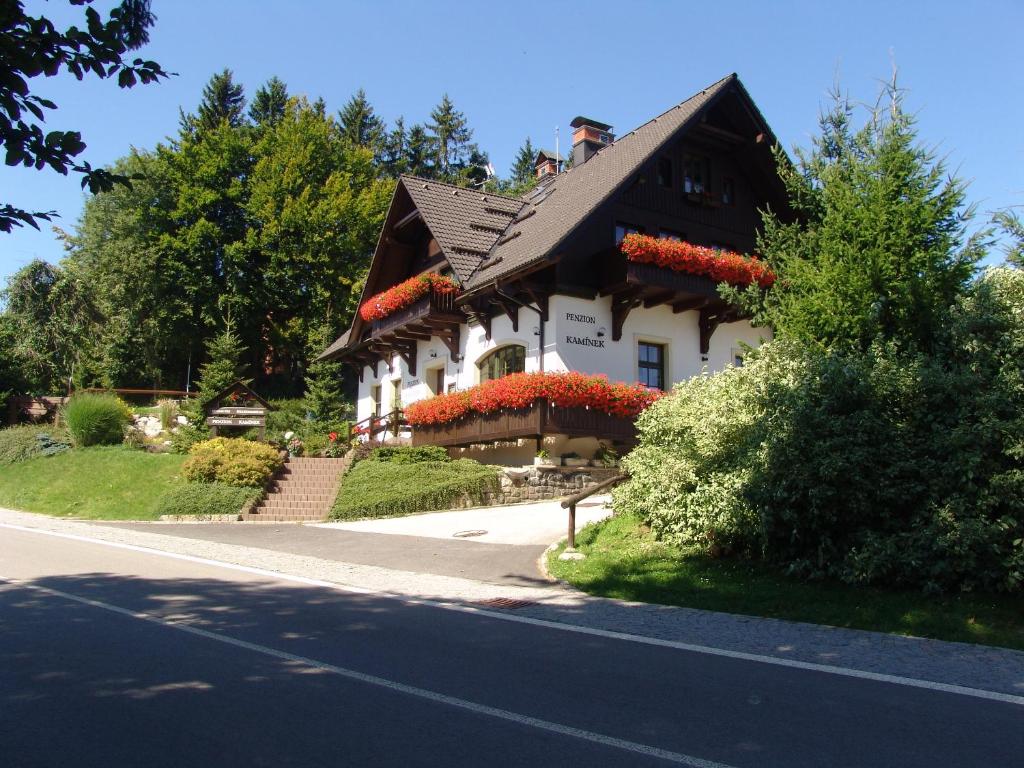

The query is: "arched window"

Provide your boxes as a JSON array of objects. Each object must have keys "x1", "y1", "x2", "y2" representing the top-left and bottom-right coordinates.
[{"x1": 478, "y1": 345, "x2": 526, "y2": 382}]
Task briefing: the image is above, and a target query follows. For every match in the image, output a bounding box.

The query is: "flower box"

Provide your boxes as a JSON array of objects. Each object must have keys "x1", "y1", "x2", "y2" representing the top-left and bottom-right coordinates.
[
  {"x1": 534, "y1": 456, "x2": 561, "y2": 467},
  {"x1": 404, "y1": 371, "x2": 662, "y2": 428},
  {"x1": 359, "y1": 273, "x2": 461, "y2": 323},
  {"x1": 620, "y1": 233, "x2": 775, "y2": 288}
]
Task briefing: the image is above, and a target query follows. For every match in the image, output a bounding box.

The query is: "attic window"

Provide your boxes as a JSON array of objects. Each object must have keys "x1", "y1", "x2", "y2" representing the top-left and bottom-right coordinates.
[
  {"x1": 683, "y1": 154, "x2": 709, "y2": 194},
  {"x1": 657, "y1": 158, "x2": 673, "y2": 188},
  {"x1": 722, "y1": 177, "x2": 736, "y2": 206},
  {"x1": 615, "y1": 222, "x2": 643, "y2": 245}
]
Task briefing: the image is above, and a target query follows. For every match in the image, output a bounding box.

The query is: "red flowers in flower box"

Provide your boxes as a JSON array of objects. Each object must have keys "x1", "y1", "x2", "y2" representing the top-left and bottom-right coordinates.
[
  {"x1": 620, "y1": 233, "x2": 775, "y2": 288},
  {"x1": 404, "y1": 371, "x2": 663, "y2": 427},
  {"x1": 359, "y1": 273, "x2": 462, "y2": 322}
]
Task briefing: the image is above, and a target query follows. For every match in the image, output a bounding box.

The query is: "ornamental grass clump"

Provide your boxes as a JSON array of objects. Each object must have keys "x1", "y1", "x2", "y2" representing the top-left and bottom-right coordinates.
[
  {"x1": 62, "y1": 393, "x2": 132, "y2": 447},
  {"x1": 181, "y1": 437, "x2": 283, "y2": 488}
]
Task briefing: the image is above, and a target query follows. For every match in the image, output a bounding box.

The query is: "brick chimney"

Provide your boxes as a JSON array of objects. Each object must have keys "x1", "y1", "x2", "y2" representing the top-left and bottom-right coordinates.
[{"x1": 570, "y1": 116, "x2": 614, "y2": 166}]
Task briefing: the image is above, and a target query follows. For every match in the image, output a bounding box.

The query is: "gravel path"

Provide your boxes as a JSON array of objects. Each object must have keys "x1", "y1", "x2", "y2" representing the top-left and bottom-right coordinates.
[{"x1": 2, "y1": 506, "x2": 1021, "y2": 699}]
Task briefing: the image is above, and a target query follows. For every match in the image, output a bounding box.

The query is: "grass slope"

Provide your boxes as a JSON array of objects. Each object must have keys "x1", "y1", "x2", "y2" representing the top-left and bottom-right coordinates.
[
  {"x1": 549, "y1": 513, "x2": 1024, "y2": 651},
  {"x1": 0, "y1": 446, "x2": 186, "y2": 520},
  {"x1": 332, "y1": 459, "x2": 500, "y2": 520}
]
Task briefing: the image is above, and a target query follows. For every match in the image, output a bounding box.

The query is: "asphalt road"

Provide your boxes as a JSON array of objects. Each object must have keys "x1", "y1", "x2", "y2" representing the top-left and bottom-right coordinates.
[
  {"x1": 102, "y1": 522, "x2": 550, "y2": 586},
  {"x1": 1, "y1": 527, "x2": 1021, "y2": 768}
]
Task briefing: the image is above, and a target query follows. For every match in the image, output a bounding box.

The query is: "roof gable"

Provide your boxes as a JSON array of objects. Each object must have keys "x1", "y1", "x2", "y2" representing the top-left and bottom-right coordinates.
[
  {"x1": 468, "y1": 73, "x2": 780, "y2": 289},
  {"x1": 401, "y1": 176, "x2": 525, "y2": 283}
]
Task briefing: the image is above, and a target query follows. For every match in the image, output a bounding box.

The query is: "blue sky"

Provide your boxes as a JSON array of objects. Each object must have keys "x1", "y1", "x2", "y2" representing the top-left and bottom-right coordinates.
[{"x1": 2, "y1": 0, "x2": 1021, "y2": 282}]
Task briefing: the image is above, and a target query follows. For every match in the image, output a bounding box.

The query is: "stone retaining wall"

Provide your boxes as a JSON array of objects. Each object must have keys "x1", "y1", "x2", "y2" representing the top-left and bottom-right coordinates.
[{"x1": 450, "y1": 465, "x2": 621, "y2": 509}]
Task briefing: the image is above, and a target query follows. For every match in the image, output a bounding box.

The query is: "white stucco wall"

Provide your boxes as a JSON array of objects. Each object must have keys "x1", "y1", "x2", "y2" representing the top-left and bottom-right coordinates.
[{"x1": 353, "y1": 297, "x2": 771, "y2": 432}]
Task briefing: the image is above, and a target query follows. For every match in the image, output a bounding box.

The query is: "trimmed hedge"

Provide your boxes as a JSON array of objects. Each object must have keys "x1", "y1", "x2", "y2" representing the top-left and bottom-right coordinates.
[
  {"x1": 0, "y1": 425, "x2": 71, "y2": 465},
  {"x1": 181, "y1": 437, "x2": 283, "y2": 488},
  {"x1": 154, "y1": 482, "x2": 260, "y2": 518},
  {"x1": 331, "y1": 459, "x2": 499, "y2": 520},
  {"x1": 369, "y1": 445, "x2": 450, "y2": 464},
  {"x1": 62, "y1": 393, "x2": 132, "y2": 446}
]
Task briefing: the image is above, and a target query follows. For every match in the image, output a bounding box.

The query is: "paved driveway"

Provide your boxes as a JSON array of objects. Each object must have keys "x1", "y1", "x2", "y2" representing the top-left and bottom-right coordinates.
[{"x1": 312, "y1": 495, "x2": 613, "y2": 545}]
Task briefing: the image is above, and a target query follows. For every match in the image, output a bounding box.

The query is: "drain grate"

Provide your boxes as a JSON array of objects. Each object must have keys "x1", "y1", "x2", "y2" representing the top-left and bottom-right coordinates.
[
  {"x1": 475, "y1": 597, "x2": 538, "y2": 610},
  {"x1": 452, "y1": 529, "x2": 488, "y2": 538}
]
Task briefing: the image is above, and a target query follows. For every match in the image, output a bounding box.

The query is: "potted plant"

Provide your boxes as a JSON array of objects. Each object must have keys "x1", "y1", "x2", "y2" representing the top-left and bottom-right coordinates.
[
  {"x1": 286, "y1": 436, "x2": 304, "y2": 457},
  {"x1": 534, "y1": 449, "x2": 560, "y2": 467},
  {"x1": 594, "y1": 444, "x2": 619, "y2": 467},
  {"x1": 562, "y1": 451, "x2": 589, "y2": 468}
]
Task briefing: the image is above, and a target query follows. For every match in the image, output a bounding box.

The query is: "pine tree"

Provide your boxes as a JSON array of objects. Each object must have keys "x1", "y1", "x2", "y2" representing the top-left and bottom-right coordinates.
[
  {"x1": 195, "y1": 316, "x2": 250, "y2": 408},
  {"x1": 304, "y1": 324, "x2": 346, "y2": 424},
  {"x1": 733, "y1": 80, "x2": 984, "y2": 352},
  {"x1": 182, "y1": 69, "x2": 247, "y2": 134},
  {"x1": 249, "y1": 76, "x2": 289, "y2": 126},
  {"x1": 427, "y1": 94, "x2": 472, "y2": 181},
  {"x1": 405, "y1": 123, "x2": 435, "y2": 178},
  {"x1": 381, "y1": 116, "x2": 409, "y2": 177},
  {"x1": 994, "y1": 210, "x2": 1024, "y2": 268},
  {"x1": 338, "y1": 88, "x2": 385, "y2": 151},
  {"x1": 510, "y1": 137, "x2": 536, "y2": 187}
]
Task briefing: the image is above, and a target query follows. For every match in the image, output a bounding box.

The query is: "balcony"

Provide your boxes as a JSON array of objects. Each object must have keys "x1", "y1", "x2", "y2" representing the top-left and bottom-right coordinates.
[
  {"x1": 599, "y1": 249, "x2": 740, "y2": 351},
  {"x1": 410, "y1": 398, "x2": 638, "y2": 448},
  {"x1": 368, "y1": 291, "x2": 464, "y2": 374}
]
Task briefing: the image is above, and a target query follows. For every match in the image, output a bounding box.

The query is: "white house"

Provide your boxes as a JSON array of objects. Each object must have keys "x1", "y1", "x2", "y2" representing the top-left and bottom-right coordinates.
[{"x1": 321, "y1": 73, "x2": 786, "y2": 464}]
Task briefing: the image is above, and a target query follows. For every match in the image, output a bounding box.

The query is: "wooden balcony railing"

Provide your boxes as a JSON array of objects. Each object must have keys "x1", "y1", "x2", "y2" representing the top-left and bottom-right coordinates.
[
  {"x1": 370, "y1": 290, "x2": 459, "y2": 339},
  {"x1": 410, "y1": 398, "x2": 638, "y2": 448}
]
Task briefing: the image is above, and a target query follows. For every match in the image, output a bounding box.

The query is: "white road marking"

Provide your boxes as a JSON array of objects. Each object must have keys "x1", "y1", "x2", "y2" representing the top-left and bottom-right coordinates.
[
  {"x1": 0, "y1": 576, "x2": 734, "y2": 768},
  {"x1": 2, "y1": 522, "x2": 1023, "y2": 708}
]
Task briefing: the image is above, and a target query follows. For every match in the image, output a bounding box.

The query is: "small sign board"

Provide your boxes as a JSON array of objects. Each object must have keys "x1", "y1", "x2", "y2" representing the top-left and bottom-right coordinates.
[{"x1": 203, "y1": 381, "x2": 274, "y2": 441}]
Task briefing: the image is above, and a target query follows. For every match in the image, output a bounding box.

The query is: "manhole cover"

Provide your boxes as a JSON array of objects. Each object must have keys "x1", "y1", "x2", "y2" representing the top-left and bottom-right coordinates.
[
  {"x1": 476, "y1": 597, "x2": 538, "y2": 610},
  {"x1": 452, "y1": 529, "x2": 488, "y2": 538}
]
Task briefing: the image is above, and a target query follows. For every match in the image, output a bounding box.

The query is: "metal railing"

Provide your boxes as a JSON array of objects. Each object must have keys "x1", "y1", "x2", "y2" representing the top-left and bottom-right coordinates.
[{"x1": 559, "y1": 472, "x2": 629, "y2": 553}]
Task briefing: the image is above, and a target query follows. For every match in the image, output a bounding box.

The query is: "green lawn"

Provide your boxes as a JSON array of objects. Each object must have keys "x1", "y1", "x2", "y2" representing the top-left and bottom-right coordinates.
[
  {"x1": 0, "y1": 446, "x2": 187, "y2": 520},
  {"x1": 549, "y1": 513, "x2": 1024, "y2": 651}
]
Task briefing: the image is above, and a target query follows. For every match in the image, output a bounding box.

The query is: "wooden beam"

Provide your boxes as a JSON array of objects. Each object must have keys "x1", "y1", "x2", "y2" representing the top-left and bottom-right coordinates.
[
  {"x1": 672, "y1": 296, "x2": 710, "y2": 314},
  {"x1": 392, "y1": 329, "x2": 432, "y2": 341},
  {"x1": 612, "y1": 293, "x2": 643, "y2": 342},
  {"x1": 698, "y1": 308, "x2": 722, "y2": 355},
  {"x1": 394, "y1": 209, "x2": 422, "y2": 230},
  {"x1": 493, "y1": 297, "x2": 519, "y2": 332},
  {"x1": 642, "y1": 290, "x2": 677, "y2": 309},
  {"x1": 439, "y1": 325, "x2": 461, "y2": 362},
  {"x1": 522, "y1": 284, "x2": 550, "y2": 321},
  {"x1": 392, "y1": 341, "x2": 417, "y2": 377}
]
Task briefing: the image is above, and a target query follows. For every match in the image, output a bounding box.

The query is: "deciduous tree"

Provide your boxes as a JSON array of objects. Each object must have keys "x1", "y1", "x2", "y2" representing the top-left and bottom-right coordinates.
[{"x1": 0, "y1": 0, "x2": 170, "y2": 232}]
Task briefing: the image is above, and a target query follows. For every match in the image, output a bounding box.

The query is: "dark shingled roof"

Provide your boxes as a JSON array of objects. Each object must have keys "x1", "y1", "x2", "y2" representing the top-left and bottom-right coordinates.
[
  {"x1": 467, "y1": 73, "x2": 739, "y2": 289},
  {"x1": 318, "y1": 328, "x2": 350, "y2": 361},
  {"x1": 401, "y1": 176, "x2": 526, "y2": 283},
  {"x1": 321, "y1": 73, "x2": 769, "y2": 361}
]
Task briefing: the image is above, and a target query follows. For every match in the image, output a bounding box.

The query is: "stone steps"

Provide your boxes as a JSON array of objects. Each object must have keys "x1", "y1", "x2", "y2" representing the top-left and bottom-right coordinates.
[{"x1": 240, "y1": 452, "x2": 353, "y2": 523}]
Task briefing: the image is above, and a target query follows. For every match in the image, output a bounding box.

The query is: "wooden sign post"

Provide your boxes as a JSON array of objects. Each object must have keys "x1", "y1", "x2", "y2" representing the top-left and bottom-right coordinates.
[{"x1": 203, "y1": 382, "x2": 274, "y2": 441}]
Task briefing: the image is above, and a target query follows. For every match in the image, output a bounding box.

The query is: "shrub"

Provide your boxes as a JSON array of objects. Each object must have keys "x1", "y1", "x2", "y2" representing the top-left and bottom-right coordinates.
[
  {"x1": 370, "y1": 445, "x2": 450, "y2": 464},
  {"x1": 0, "y1": 425, "x2": 71, "y2": 465},
  {"x1": 154, "y1": 482, "x2": 260, "y2": 518},
  {"x1": 169, "y1": 422, "x2": 210, "y2": 454},
  {"x1": 62, "y1": 393, "x2": 132, "y2": 447},
  {"x1": 332, "y1": 459, "x2": 499, "y2": 520},
  {"x1": 181, "y1": 437, "x2": 283, "y2": 488},
  {"x1": 616, "y1": 271, "x2": 1024, "y2": 596}
]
